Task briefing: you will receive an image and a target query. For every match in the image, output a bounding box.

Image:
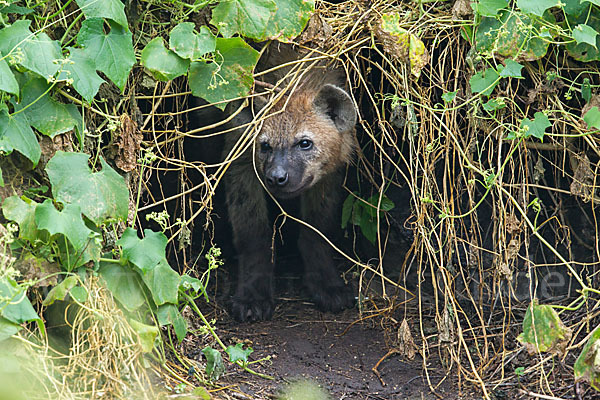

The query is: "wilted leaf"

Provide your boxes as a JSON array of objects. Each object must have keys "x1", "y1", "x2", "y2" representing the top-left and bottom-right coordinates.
[
  {"x1": 129, "y1": 319, "x2": 159, "y2": 353},
  {"x1": 397, "y1": 319, "x2": 418, "y2": 360},
  {"x1": 202, "y1": 346, "x2": 225, "y2": 380},
  {"x1": 575, "y1": 324, "x2": 600, "y2": 390},
  {"x1": 517, "y1": 301, "x2": 572, "y2": 356}
]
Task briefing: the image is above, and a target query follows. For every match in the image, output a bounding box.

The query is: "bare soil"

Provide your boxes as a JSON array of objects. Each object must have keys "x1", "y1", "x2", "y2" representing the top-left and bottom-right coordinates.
[{"x1": 188, "y1": 294, "x2": 458, "y2": 400}]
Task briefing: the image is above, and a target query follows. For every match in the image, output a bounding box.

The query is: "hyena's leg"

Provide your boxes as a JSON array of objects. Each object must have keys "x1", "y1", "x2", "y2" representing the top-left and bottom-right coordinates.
[
  {"x1": 298, "y1": 177, "x2": 354, "y2": 312},
  {"x1": 226, "y1": 161, "x2": 276, "y2": 321}
]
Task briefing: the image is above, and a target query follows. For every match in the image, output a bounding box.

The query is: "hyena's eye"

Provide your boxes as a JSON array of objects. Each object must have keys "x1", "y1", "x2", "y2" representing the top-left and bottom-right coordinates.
[
  {"x1": 298, "y1": 139, "x2": 313, "y2": 150},
  {"x1": 260, "y1": 142, "x2": 272, "y2": 152}
]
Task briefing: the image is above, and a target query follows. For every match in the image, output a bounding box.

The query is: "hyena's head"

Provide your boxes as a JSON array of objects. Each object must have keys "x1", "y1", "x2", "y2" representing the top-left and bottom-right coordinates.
[{"x1": 255, "y1": 84, "x2": 357, "y2": 199}]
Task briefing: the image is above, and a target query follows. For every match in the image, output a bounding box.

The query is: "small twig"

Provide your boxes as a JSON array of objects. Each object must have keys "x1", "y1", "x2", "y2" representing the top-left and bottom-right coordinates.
[{"x1": 517, "y1": 389, "x2": 567, "y2": 400}]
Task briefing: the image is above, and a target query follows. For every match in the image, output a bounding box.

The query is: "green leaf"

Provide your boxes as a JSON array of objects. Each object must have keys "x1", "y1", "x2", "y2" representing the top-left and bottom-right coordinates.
[
  {"x1": 483, "y1": 98, "x2": 506, "y2": 111},
  {"x1": 469, "y1": 67, "x2": 499, "y2": 96},
  {"x1": 192, "y1": 387, "x2": 211, "y2": 400},
  {"x1": 226, "y1": 343, "x2": 253, "y2": 364},
  {"x1": 516, "y1": 0, "x2": 559, "y2": 16},
  {"x1": 46, "y1": 151, "x2": 129, "y2": 224},
  {"x1": 118, "y1": 228, "x2": 167, "y2": 273},
  {"x1": 0, "y1": 54, "x2": 18, "y2": 95},
  {"x1": 169, "y1": 23, "x2": 216, "y2": 61},
  {"x1": 77, "y1": 18, "x2": 135, "y2": 91},
  {"x1": 341, "y1": 194, "x2": 354, "y2": 229},
  {"x1": 75, "y1": 0, "x2": 129, "y2": 30},
  {"x1": 210, "y1": 0, "x2": 276, "y2": 40},
  {"x1": 471, "y1": 0, "x2": 509, "y2": 17},
  {"x1": 69, "y1": 286, "x2": 88, "y2": 303},
  {"x1": 442, "y1": 91, "x2": 457, "y2": 103},
  {"x1": 34, "y1": 199, "x2": 93, "y2": 251},
  {"x1": 189, "y1": 37, "x2": 260, "y2": 110},
  {"x1": 157, "y1": 304, "x2": 187, "y2": 343},
  {"x1": 2, "y1": 196, "x2": 38, "y2": 241},
  {"x1": 360, "y1": 213, "x2": 377, "y2": 244},
  {"x1": 264, "y1": 0, "x2": 315, "y2": 41},
  {"x1": 584, "y1": 106, "x2": 600, "y2": 129},
  {"x1": 63, "y1": 47, "x2": 105, "y2": 103},
  {"x1": 0, "y1": 277, "x2": 40, "y2": 325},
  {"x1": 42, "y1": 275, "x2": 78, "y2": 306},
  {"x1": 98, "y1": 261, "x2": 147, "y2": 312},
  {"x1": 140, "y1": 259, "x2": 180, "y2": 306},
  {"x1": 582, "y1": 78, "x2": 592, "y2": 103},
  {"x1": 0, "y1": 317, "x2": 21, "y2": 342},
  {"x1": 180, "y1": 274, "x2": 204, "y2": 294},
  {"x1": 520, "y1": 112, "x2": 551, "y2": 140},
  {"x1": 16, "y1": 76, "x2": 81, "y2": 138},
  {"x1": 574, "y1": 324, "x2": 600, "y2": 390},
  {"x1": 140, "y1": 37, "x2": 190, "y2": 81},
  {"x1": 0, "y1": 109, "x2": 41, "y2": 166},
  {"x1": 573, "y1": 24, "x2": 599, "y2": 48},
  {"x1": 129, "y1": 319, "x2": 159, "y2": 353},
  {"x1": 517, "y1": 301, "x2": 571, "y2": 355},
  {"x1": 0, "y1": 3, "x2": 34, "y2": 14},
  {"x1": 202, "y1": 346, "x2": 225, "y2": 380},
  {"x1": 499, "y1": 59, "x2": 524, "y2": 78},
  {"x1": 0, "y1": 20, "x2": 63, "y2": 80},
  {"x1": 476, "y1": 11, "x2": 552, "y2": 61},
  {"x1": 0, "y1": 168, "x2": 3, "y2": 187}
]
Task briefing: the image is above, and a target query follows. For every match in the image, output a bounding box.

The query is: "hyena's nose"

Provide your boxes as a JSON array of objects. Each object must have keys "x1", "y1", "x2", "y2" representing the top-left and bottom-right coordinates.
[{"x1": 266, "y1": 167, "x2": 289, "y2": 187}]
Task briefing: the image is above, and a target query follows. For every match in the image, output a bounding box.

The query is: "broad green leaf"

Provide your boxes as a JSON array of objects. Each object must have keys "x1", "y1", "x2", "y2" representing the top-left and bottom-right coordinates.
[
  {"x1": 139, "y1": 259, "x2": 180, "y2": 306},
  {"x1": 469, "y1": 67, "x2": 499, "y2": 96},
  {"x1": 0, "y1": 21, "x2": 63, "y2": 80},
  {"x1": 341, "y1": 194, "x2": 354, "y2": 229},
  {"x1": 75, "y1": 0, "x2": 129, "y2": 30},
  {"x1": 0, "y1": 277, "x2": 40, "y2": 325},
  {"x1": 476, "y1": 11, "x2": 552, "y2": 61},
  {"x1": 517, "y1": 301, "x2": 571, "y2": 355},
  {"x1": 69, "y1": 286, "x2": 88, "y2": 303},
  {"x1": 0, "y1": 54, "x2": 18, "y2": 95},
  {"x1": 0, "y1": 317, "x2": 21, "y2": 342},
  {"x1": 471, "y1": 0, "x2": 508, "y2": 17},
  {"x1": 520, "y1": 112, "x2": 551, "y2": 140},
  {"x1": 157, "y1": 304, "x2": 187, "y2": 343},
  {"x1": 264, "y1": 0, "x2": 315, "y2": 41},
  {"x1": 63, "y1": 47, "x2": 105, "y2": 103},
  {"x1": 46, "y1": 151, "x2": 129, "y2": 224},
  {"x1": 0, "y1": 110, "x2": 41, "y2": 166},
  {"x1": 210, "y1": 0, "x2": 276, "y2": 40},
  {"x1": 442, "y1": 91, "x2": 457, "y2": 103},
  {"x1": 141, "y1": 37, "x2": 189, "y2": 81},
  {"x1": 0, "y1": 168, "x2": 3, "y2": 187},
  {"x1": 516, "y1": 0, "x2": 559, "y2": 16},
  {"x1": 499, "y1": 59, "x2": 524, "y2": 78},
  {"x1": 574, "y1": 324, "x2": 600, "y2": 390},
  {"x1": 77, "y1": 18, "x2": 135, "y2": 91},
  {"x1": 0, "y1": 3, "x2": 34, "y2": 14},
  {"x1": 360, "y1": 212, "x2": 377, "y2": 244},
  {"x1": 2, "y1": 196, "x2": 38, "y2": 241},
  {"x1": 202, "y1": 346, "x2": 225, "y2": 380},
  {"x1": 584, "y1": 106, "x2": 600, "y2": 129},
  {"x1": 117, "y1": 228, "x2": 167, "y2": 273},
  {"x1": 42, "y1": 275, "x2": 78, "y2": 306},
  {"x1": 16, "y1": 76, "x2": 81, "y2": 138},
  {"x1": 564, "y1": 0, "x2": 590, "y2": 16},
  {"x1": 226, "y1": 343, "x2": 253, "y2": 364},
  {"x1": 583, "y1": 0, "x2": 600, "y2": 7},
  {"x1": 189, "y1": 37, "x2": 260, "y2": 110},
  {"x1": 573, "y1": 24, "x2": 599, "y2": 48},
  {"x1": 180, "y1": 274, "x2": 204, "y2": 294},
  {"x1": 34, "y1": 200, "x2": 92, "y2": 251},
  {"x1": 192, "y1": 387, "x2": 211, "y2": 400},
  {"x1": 98, "y1": 261, "x2": 146, "y2": 312},
  {"x1": 128, "y1": 319, "x2": 159, "y2": 353},
  {"x1": 482, "y1": 98, "x2": 506, "y2": 111},
  {"x1": 169, "y1": 23, "x2": 216, "y2": 60},
  {"x1": 582, "y1": 78, "x2": 592, "y2": 103}
]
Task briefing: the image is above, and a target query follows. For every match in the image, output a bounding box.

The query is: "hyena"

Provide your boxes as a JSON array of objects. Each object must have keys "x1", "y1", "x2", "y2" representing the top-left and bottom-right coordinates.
[{"x1": 223, "y1": 46, "x2": 358, "y2": 321}]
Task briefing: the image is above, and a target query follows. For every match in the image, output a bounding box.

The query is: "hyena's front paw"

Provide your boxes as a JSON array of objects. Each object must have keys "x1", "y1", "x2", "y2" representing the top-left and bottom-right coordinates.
[
  {"x1": 311, "y1": 284, "x2": 355, "y2": 313},
  {"x1": 231, "y1": 295, "x2": 274, "y2": 322}
]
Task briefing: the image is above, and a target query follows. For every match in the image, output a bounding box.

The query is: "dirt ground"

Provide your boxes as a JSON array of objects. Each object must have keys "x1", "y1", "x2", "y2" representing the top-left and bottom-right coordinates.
[{"x1": 187, "y1": 281, "x2": 457, "y2": 400}]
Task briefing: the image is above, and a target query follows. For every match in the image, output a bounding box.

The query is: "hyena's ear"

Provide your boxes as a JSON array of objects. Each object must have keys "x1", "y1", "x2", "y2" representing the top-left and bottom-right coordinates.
[{"x1": 313, "y1": 84, "x2": 357, "y2": 133}]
